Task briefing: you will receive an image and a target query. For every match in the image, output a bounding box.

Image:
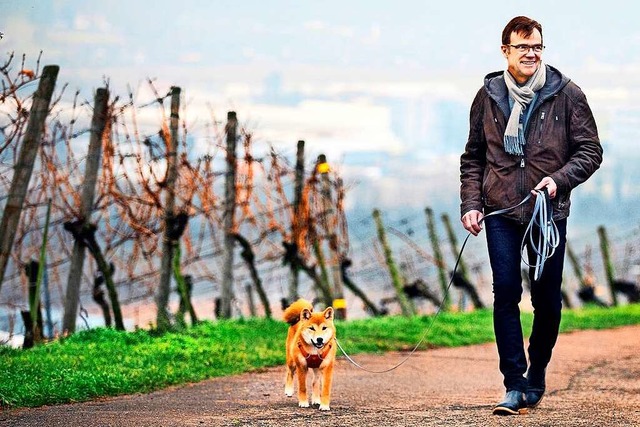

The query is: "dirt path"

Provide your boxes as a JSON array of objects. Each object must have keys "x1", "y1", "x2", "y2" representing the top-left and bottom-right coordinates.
[{"x1": 2, "y1": 325, "x2": 640, "y2": 427}]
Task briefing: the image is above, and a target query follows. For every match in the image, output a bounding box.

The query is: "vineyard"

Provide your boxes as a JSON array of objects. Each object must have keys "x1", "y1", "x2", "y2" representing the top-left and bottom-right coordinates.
[{"x1": 1, "y1": 53, "x2": 639, "y2": 348}]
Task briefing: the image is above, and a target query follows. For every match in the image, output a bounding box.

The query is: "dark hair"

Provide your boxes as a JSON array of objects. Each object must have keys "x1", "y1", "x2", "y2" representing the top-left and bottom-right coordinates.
[{"x1": 501, "y1": 16, "x2": 542, "y2": 45}]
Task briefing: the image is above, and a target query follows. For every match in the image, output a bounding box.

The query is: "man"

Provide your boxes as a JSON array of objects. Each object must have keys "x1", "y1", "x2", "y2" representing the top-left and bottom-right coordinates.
[{"x1": 459, "y1": 16, "x2": 603, "y2": 415}]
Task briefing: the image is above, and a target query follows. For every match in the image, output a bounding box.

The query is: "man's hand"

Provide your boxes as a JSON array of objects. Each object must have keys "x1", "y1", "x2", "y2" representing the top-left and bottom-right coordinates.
[
  {"x1": 533, "y1": 176, "x2": 557, "y2": 198},
  {"x1": 461, "y1": 209, "x2": 484, "y2": 236}
]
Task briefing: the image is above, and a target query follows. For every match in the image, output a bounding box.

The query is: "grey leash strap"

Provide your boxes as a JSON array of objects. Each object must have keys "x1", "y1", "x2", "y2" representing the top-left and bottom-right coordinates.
[
  {"x1": 480, "y1": 189, "x2": 559, "y2": 280},
  {"x1": 521, "y1": 189, "x2": 559, "y2": 280},
  {"x1": 337, "y1": 190, "x2": 557, "y2": 373},
  {"x1": 479, "y1": 192, "x2": 533, "y2": 223}
]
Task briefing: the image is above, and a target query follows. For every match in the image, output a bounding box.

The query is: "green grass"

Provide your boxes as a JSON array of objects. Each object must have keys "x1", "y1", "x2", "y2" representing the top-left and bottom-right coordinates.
[{"x1": 1, "y1": 303, "x2": 639, "y2": 409}]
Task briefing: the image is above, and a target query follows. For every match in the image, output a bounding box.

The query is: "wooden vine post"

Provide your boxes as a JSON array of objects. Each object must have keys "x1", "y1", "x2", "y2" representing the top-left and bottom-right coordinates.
[
  {"x1": 0, "y1": 65, "x2": 59, "y2": 291},
  {"x1": 156, "y1": 86, "x2": 181, "y2": 329},
  {"x1": 372, "y1": 208, "x2": 415, "y2": 317},
  {"x1": 220, "y1": 111, "x2": 238, "y2": 318},
  {"x1": 318, "y1": 155, "x2": 346, "y2": 319},
  {"x1": 425, "y1": 207, "x2": 450, "y2": 311},
  {"x1": 288, "y1": 140, "x2": 305, "y2": 304},
  {"x1": 597, "y1": 225, "x2": 618, "y2": 306},
  {"x1": 63, "y1": 87, "x2": 109, "y2": 333}
]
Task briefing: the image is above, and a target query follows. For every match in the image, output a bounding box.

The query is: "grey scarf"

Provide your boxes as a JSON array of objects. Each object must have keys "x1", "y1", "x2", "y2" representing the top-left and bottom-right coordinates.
[{"x1": 503, "y1": 63, "x2": 546, "y2": 155}]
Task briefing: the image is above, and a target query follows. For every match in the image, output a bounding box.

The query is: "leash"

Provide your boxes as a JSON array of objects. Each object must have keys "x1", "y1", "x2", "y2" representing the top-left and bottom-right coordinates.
[
  {"x1": 523, "y1": 189, "x2": 559, "y2": 280},
  {"x1": 336, "y1": 189, "x2": 557, "y2": 373}
]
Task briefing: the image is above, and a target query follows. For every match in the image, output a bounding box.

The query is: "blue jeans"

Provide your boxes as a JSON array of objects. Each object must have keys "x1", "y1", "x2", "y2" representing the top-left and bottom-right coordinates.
[{"x1": 485, "y1": 215, "x2": 567, "y2": 392}]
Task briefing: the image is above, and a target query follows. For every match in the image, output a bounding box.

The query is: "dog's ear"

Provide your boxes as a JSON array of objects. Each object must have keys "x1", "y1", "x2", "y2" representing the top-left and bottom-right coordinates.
[
  {"x1": 301, "y1": 308, "x2": 312, "y2": 321},
  {"x1": 323, "y1": 307, "x2": 334, "y2": 320}
]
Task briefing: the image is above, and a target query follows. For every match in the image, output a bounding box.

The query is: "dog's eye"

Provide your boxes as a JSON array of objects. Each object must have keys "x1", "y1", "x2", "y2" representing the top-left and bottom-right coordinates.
[
  {"x1": 322, "y1": 326, "x2": 327, "y2": 330},
  {"x1": 309, "y1": 326, "x2": 315, "y2": 331}
]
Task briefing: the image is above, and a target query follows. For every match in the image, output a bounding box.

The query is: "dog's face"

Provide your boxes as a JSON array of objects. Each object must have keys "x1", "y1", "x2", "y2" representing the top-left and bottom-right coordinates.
[{"x1": 299, "y1": 307, "x2": 335, "y2": 349}]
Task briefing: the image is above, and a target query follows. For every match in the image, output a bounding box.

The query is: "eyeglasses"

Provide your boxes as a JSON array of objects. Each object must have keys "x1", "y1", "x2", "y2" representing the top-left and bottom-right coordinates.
[{"x1": 507, "y1": 44, "x2": 545, "y2": 53}]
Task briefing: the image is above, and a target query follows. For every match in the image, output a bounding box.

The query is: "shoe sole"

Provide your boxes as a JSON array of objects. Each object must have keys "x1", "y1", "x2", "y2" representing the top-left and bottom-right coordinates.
[{"x1": 493, "y1": 406, "x2": 528, "y2": 415}]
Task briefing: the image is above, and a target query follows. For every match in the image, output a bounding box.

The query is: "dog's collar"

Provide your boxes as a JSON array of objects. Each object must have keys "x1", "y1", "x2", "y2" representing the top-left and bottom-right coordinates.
[{"x1": 297, "y1": 340, "x2": 333, "y2": 368}]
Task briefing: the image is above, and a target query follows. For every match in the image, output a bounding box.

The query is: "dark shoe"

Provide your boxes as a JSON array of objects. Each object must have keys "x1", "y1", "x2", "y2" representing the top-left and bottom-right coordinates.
[
  {"x1": 526, "y1": 368, "x2": 546, "y2": 408},
  {"x1": 493, "y1": 390, "x2": 528, "y2": 415}
]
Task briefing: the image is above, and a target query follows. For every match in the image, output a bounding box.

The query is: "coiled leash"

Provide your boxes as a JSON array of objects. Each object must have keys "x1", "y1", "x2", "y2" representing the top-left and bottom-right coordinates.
[
  {"x1": 524, "y1": 189, "x2": 560, "y2": 280},
  {"x1": 336, "y1": 188, "x2": 558, "y2": 373}
]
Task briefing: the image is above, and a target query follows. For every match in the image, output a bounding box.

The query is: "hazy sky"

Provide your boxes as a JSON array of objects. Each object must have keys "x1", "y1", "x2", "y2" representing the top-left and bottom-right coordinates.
[
  {"x1": 4, "y1": 1, "x2": 637, "y2": 79},
  {"x1": 2, "y1": 0, "x2": 638, "y2": 162}
]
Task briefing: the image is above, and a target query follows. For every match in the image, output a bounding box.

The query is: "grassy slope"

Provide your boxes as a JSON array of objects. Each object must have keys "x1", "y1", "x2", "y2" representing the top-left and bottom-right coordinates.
[{"x1": 1, "y1": 304, "x2": 639, "y2": 409}]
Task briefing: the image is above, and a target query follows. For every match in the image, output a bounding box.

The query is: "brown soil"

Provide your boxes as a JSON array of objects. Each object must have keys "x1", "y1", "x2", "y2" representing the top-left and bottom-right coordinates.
[{"x1": 2, "y1": 325, "x2": 639, "y2": 427}]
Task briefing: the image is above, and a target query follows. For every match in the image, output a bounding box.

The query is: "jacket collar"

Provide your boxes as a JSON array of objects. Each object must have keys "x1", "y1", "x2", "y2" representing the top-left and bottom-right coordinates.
[{"x1": 483, "y1": 64, "x2": 571, "y2": 119}]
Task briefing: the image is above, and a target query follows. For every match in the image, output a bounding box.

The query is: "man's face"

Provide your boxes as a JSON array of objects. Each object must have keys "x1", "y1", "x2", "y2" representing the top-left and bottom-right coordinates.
[{"x1": 502, "y1": 29, "x2": 543, "y2": 84}]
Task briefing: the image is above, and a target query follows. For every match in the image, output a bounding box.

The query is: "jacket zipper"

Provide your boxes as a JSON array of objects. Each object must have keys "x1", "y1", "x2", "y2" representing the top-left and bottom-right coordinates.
[
  {"x1": 519, "y1": 156, "x2": 526, "y2": 223},
  {"x1": 518, "y1": 105, "x2": 546, "y2": 223}
]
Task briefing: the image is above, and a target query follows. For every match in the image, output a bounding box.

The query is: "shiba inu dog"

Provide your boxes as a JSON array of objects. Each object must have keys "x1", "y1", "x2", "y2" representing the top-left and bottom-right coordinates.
[{"x1": 283, "y1": 299, "x2": 336, "y2": 411}]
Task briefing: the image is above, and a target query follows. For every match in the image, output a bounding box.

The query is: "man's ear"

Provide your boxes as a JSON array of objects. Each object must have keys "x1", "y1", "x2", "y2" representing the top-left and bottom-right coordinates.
[{"x1": 301, "y1": 308, "x2": 312, "y2": 321}]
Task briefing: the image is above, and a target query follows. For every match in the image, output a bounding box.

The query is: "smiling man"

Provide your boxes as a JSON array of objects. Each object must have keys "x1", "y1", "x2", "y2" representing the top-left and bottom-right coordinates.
[{"x1": 460, "y1": 16, "x2": 603, "y2": 415}]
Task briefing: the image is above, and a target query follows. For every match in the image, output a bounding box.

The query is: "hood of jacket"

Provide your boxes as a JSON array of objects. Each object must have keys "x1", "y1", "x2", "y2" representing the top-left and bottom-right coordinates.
[{"x1": 483, "y1": 64, "x2": 571, "y2": 120}]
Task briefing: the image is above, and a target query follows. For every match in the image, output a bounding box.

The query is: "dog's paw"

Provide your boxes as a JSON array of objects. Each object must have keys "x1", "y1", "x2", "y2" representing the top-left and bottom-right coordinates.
[
  {"x1": 319, "y1": 404, "x2": 330, "y2": 411},
  {"x1": 285, "y1": 387, "x2": 294, "y2": 397},
  {"x1": 311, "y1": 397, "x2": 321, "y2": 406},
  {"x1": 298, "y1": 401, "x2": 310, "y2": 408}
]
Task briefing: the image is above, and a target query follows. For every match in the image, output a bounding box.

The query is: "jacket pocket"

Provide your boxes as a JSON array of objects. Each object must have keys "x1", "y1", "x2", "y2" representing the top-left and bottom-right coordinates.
[
  {"x1": 482, "y1": 168, "x2": 499, "y2": 209},
  {"x1": 531, "y1": 108, "x2": 554, "y2": 146},
  {"x1": 529, "y1": 107, "x2": 569, "y2": 166},
  {"x1": 482, "y1": 165, "x2": 518, "y2": 210},
  {"x1": 553, "y1": 191, "x2": 571, "y2": 219}
]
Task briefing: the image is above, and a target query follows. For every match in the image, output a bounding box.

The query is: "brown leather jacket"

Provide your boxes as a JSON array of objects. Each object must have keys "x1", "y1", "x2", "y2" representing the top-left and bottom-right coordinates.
[{"x1": 460, "y1": 64, "x2": 603, "y2": 223}]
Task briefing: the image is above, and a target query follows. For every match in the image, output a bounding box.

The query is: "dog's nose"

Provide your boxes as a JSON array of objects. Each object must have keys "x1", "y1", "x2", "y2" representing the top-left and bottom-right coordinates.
[{"x1": 316, "y1": 337, "x2": 323, "y2": 344}]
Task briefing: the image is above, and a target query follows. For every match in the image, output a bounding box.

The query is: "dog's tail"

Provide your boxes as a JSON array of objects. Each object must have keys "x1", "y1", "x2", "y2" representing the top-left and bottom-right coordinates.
[{"x1": 283, "y1": 298, "x2": 313, "y2": 326}]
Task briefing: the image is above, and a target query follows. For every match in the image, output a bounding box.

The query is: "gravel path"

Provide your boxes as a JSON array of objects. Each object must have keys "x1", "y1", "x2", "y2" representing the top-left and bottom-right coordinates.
[{"x1": 2, "y1": 325, "x2": 639, "y2": 427}]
